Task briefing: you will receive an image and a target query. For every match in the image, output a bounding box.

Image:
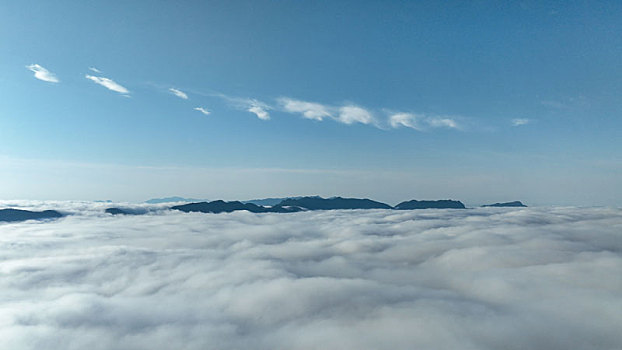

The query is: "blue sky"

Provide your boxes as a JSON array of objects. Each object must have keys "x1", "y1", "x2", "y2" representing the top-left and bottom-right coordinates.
[{"x1": 1, "y1": 0, "x2": 621, "y2": 205}]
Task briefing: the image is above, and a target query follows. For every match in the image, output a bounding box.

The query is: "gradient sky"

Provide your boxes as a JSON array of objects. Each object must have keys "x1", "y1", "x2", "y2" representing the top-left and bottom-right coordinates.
[{"x1": 1, "y1": 0, "x2": 621, "y2": 205}]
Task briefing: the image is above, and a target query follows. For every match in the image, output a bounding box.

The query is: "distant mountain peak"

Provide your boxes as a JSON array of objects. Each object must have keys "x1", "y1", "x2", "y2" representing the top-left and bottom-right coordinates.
[
  {"x1": 394, "y1": 199, "x2": 466, "y2": 210},
  {"x1": 0, "y1": 208, "x2": 64, "y2": 222},
  {"x1": 169, "y1": 196, "x2": 476, "y2": 214},
  {"x1": 482, "y1": 201, "x2": 527, "y2": 207},
  {"x1": 105, "y1": 207, "x2": 149, "y2": 215},
  {"x1": 277, "y1": 196, "x2": 392, "y2": 210},
  {"x1": 243, "y1": 196, "x2": 320, "y2": 207},
  {"x1": 171, "y1": 200, "x2": 302, "y2": 214}
]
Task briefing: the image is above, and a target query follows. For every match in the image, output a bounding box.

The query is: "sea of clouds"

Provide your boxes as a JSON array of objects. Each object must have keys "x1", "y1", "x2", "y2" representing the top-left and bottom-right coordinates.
[{"x1": 1, "y1": 201, "x2": 621, "y2": 350}]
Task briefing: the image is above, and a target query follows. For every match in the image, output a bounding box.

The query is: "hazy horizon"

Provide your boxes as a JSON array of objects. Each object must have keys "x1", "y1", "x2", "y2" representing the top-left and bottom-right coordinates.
[{"x1": 0, "y1": 156, "x2": 619, "y2": 207}]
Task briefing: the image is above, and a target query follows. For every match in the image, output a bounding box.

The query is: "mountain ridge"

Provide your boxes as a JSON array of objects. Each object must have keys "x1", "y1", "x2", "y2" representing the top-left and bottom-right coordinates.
[
  {"x1": 1, "y1": 197, "x2": 530, "y2": 221},
  {"x1": 170, "y1": 196, "x2": 476, "y2": 214},
  {"x1": 278, "y1": 196, "x2": 392, "y2": 210},
  {"x1": 395, "y1": 199, "x2": 466, "y2": 210},
  {"x1": 482, "y1": 201, "x2": 527, "y2": 207},
  {"x1": 171, "y1": 200, "x2": 304, "y2": 214},
  {"x1": 0, "y1": 208, "x2": 64, "y2": 222}
]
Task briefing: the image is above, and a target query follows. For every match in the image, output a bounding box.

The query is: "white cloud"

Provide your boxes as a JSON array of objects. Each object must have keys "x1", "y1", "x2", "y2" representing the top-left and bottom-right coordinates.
[
  {"x1": 389, "y1": 112, "x2": 459, "y2": 131},
  {"x1": 88, "y1": 67, "x2": 102, "y2": 73},
  {"x1": 337, "y1": 105, "x2": 375, "y2": 125},
  {"x1": 169, "y1": 88, "x2": 188, "y2": 100},
  {"x1": 278, "y1": 97, "x2": 332, "y2": 121},
  {"x1": 194, "y1": 107, "x2": 210, "y2": 115},
  {"x1": 1, "y1": 203, "x2": 620, "y2": 349},
  {"x1": 217, "y1": 94, "x2": 271, "y2": 120},
  {"x1": 85, "y1": 75, "x2": 129, "y2": 94},
  {"x1": 248, "y1": 101, "x2": 271, "y2": 120},
  {"x1": 426, "y1": 117, "x2": 459, "y2": 129},
  {"x1": 512, "y1": 118, "x2": 530, "y2": 126},
  {"x1": 278, "y1": 98, "x2": 462, "y2": 130},
  {"x1": 389, "y1": 112, "x2": 424, "y2": 130},
  {"x1": 278, "y1": 98, "x2": 375, "y2": 125},
  {"x1": 26, "y1": 64, "x2": 59, "y2": 83}
]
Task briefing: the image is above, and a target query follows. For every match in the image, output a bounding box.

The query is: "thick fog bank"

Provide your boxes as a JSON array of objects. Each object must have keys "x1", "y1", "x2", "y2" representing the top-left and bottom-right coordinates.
[{"x1": 1, "y1": 204, "x2": 621, "y2": 349}]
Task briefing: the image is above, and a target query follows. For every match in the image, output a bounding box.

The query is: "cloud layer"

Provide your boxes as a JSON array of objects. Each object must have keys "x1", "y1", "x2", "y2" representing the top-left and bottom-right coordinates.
[
  {"x1": 26, "y1": 64, "x2": 59, "y2": 83},
  {"x1": 1, "y1": 203, "x2": 620, "y2": 349},
  {"x1": 85, "y1": 75, "x2": 129, "y2": 94}
]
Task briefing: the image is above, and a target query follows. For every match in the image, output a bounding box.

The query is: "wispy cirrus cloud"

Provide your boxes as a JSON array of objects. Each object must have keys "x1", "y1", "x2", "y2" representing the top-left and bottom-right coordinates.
[
  {"x1": 278, "y1": 97, "x2": 376, "y2": 125},
  {"x1": 217, "y1": 94, "x2": 272, "y2": 120},
  {"x1": 194, "y1": 107, "x2": 210, "y2": 115},
  {"x1": 389, "y1": 112, "x2": 425, "y2": 130},
  {"x1": 512, "y1": 118, "x2": 530, "y2": 126},
  {"x1": 279, "y1": 97, "x2": 462, "y2": 129},
  {"x1": 85, "y1": 75, "x2": 129, "y2": 95},
  {"x1": 337, "y1": 105, "x2": 375, "y2": 125},
  {"x1": 19, "y1": 65, "x2": 478, "y2": 132},
  {"x1": 26, "y1": 64, "x2": 59, "y2": 83},
  {"x1": 426, "y1": 117, "x2": 459, "y2": 129},
  {"x1": 248, "y1": 103, "x2": 271, "y2": 120},
  {"x1": 278, "y1": 97, "x2": 332, "y2": 121},
  {"x1": 180, "y1": 94, "x2": 464, "y2": 130},
  {"x1": 389, "y1": 112, "x2": 460, "y2": 131},
  {"x1": 169, "y1": 88, "x2": 188, "y2": 100}
]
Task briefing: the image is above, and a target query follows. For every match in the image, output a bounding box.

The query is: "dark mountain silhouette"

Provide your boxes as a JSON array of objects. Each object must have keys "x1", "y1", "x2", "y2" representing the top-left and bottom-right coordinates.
[
  {"x1": 105, "y1": 207, "x2": 149, "y2": 215},
  {"x1": 482, "y1": 201, "x2": 527, "y2": 207},
  {"x1": 268, "y1": 205, "x2": 305, "y2": 213},
  {"x1": 0, "y1": 198, "x2": 531, "y2": 222},
  {"x1": 243, "y1": 197, "x2": 290, "y2": 207},
  {"x1": 145, "y1": 196, "x2": 204, "y2": 204},
  {"x1": 277, "y1": 196, "x2": 392, "y2": 210},
  {"x1": 243, "y1": 196, "x2": 319, "y2": 207},
  {"x1": 172, "y1": 197, "x2": 472, "y2": 215},
  {"x1": 0, "y1": 208, "x2": 63, "y2": 222},
  {"x1": 395, "y1": 200, "x2": 466, "y2": 209},
  {"x1": 171, "y1": 200, "x2": 307, "y2": 214},
  {"x1": 172, "y1": 200, "x2": 268, "y2": 214}
]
